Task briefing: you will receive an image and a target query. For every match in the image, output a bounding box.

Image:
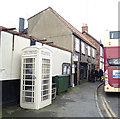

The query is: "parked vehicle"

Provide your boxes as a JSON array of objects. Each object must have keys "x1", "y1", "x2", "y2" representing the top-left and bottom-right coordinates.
[{"x1": 103, "y1": 30, "x2": 120, "y2": 92}]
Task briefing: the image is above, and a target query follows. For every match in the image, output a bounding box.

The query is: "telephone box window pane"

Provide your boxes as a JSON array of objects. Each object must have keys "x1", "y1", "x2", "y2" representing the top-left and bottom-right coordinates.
[
  {"x1": 26, "y1": 64, "x2": 34, "y2": 68},
  {"x1": 25, "y1": 81, "x2": 32, "y2": 85},
  {"x1": 22, "y1": 57, "x2": 36, "y2": 104},
  {"x1": 25, "y1": 75, "x2": 32, "y2": 79},
  {"x1": 42, "y1": 75, "x2": 50, "y2": 79},
  {"x1": 43, "y1": 95, "x2": 49, "y2": 101},
  {"x1": 26, "y1": 58, "x2": 34, "y2": 63},
  {"x1": 25, "y1": 97, "x2": 32, "y2": 102},
  {"x1": 42, "y1": 85, "x2": 49, "y2": 90},
  {"x1": 42, "y1": 90, "x2": 49, "y2": 95},
  {"x1": 41, "y1": 58, "x2": 50, "y2": 101},
  {"x1": 25, "y1": 86, "x2": 32, "y2": 91},
  {"x1": 24, "y1": 69, "x2": 33, "y2": 74},
  {"x1": 42, "y1": 80, "x2": 49, "y2": 84},
  {"x1": 25, "y1": 92, "x2": 32, "y2": 96}
]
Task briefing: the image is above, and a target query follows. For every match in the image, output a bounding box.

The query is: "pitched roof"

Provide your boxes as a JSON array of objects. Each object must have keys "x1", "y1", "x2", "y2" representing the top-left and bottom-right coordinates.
[
  {"x1": 28, "y1": 7, "x2": 96, "y2": 48},
  {"x1": 0, "y1": 26, "x2": 72, "y2": 53},
  {"x1": 82, "y1": 31, "x2": 100, "y2": 44},
  {"x1": 0, "y1": 26, "x2": 32, "y2": 39}
]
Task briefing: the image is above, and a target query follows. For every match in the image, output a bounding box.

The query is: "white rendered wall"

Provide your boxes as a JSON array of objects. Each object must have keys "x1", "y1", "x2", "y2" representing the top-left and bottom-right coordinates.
[
  {"x1": 36, "y1": 42, "x2": 71, "y2": 76},
  {"x1": 0, "y1": 31, "x2": 71, "y2": 80},
  {"x1": 0, "y1": 32, "x2": 13, "y2": 80},
  {"x1": 0, "y1": 32, "x2": 30, "y2": 80}
]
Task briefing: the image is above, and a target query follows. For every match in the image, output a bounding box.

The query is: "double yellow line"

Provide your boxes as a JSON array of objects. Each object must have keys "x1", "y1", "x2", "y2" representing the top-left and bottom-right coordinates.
[{"x1": 101, "y1": 95, "x2": 118, "y2": 119}]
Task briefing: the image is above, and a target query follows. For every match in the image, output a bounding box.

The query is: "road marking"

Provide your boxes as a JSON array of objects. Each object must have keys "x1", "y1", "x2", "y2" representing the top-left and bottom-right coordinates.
[
  {"x1": 101, "y1": 95, "x2": 118, "y2": 119},
  {"x1": 96, "y1": 82, "x2": 118, "y2": 118},
  {"x1": 95, "y1": 93, "x2": 104, "y2": 117},
  {"x1": 96, "y1": 82, "x2": 105, "y2": 118},
  {"x1": 102, "y1": 96, "x2": 118, "y2": 118},
  {"x1": 101, "y1": 96, "x2": 112, "y2": 118}
]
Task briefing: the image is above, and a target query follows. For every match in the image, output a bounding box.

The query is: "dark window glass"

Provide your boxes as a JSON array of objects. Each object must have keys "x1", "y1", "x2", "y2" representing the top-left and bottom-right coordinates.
[
  {"x1": 43, "y1": 95, "x2": 49, "y2": 101},
  {"x1": 30, "y1": 39, "x2": 36, "y2": 46},
  {"x1": 42, "y1": 90, "x2": 49, "y2": 95},
  {"x1": 25, "y1": 75, "x2": 32, "y2": 79},
  {"x1": 25, "y1": 92, "x2": 32, "y2": 96},
  {"x1": 25, "y1": 97, "x2": 32, "y2": 102},
  {"x1": 110, "y1": 31, "x2": 120, "y2": 39},
  {"x1": 25, "y1": 81, "x2": 32, "y2": 85},
  {"x1": 25, "y1": 86, "x2": 32, "y2": 91},
  {"x1": 107, "y1": 58, "x2": 120, "y2": 66}
]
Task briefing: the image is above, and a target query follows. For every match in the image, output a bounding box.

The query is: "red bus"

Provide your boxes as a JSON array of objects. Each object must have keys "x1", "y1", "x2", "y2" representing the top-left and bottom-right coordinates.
[{"x1": 104, "y1": 30, "x2": 120, "y2": 92}]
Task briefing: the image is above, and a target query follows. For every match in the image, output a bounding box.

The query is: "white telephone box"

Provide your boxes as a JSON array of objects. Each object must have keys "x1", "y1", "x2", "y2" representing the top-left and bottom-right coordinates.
[{"x1": 20, "y1": 46, "x2": 52, "y2": 109}]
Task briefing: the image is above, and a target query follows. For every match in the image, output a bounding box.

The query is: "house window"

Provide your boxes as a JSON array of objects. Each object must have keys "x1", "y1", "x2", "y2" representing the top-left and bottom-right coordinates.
[
  {"x1": 62, "y1": 63, "x2": 70, "y2": 75},
  {"x1": 88, "y1": 46, "x2": 90, "y2": 56},
  {"x1": 75, "y1": 38, "x2": 80, "y2": 52},
  {"x1": 92, "y1": 48, "x2": 95, "y2": 58},
  {"x1": 81, "y1": 41, "x2": 85, "y2": 54},
  {"x1": 85, "y1": 45, "x2": 88, "y2": 55},
  {"x1": 100, "y1": 46, "x2": 103, "y2": 57}
]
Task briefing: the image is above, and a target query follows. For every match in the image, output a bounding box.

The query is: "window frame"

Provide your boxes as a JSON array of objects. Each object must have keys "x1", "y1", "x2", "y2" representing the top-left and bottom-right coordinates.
[
  {"x1": 109, "y1": 31, "x2": 120, "y2": 39},
  {"x1": 81, "y1": 41, "x2": 85, "y2": 54},
  {"x1": 62, "y1": 63, "x2": 71, "y2": 75},
  {"x1": 88, "y1": 45, "x2": 91, "y2": 56},
  {"x1": 107, "y1": 58, "x2": 120, "y2": 66},
  {"x1": 92, "y1": 48, "x2": 95, "y2": 58},
  {"x1": 75, "y1": 38, "x2": 80, "y2": 52}
]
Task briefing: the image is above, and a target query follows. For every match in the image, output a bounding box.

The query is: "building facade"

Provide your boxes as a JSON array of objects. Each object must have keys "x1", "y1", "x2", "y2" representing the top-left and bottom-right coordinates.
[
  {"x1": 82, "y1": 24, "x2": 101, "y2": 70},
  {"x1": 27, "y1": 7, "x2": 97, "y2": 85}
]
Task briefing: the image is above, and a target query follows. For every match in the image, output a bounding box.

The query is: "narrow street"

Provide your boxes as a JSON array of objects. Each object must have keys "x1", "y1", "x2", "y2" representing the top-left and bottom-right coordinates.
[{"x1": 2, "y1": 82, "x2": 101, "y2": 118}]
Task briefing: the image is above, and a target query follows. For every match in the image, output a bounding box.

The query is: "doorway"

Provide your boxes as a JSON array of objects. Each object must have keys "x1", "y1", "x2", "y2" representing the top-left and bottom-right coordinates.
[
  {"x1": 80, "y1": 63, "x2": 87, "y2": 80},
  {"x1": 74, "y1": 62, "x2": 78, "y2": 85}
]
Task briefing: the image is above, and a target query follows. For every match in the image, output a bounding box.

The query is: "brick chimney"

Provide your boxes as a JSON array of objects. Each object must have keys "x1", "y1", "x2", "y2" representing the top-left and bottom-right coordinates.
[{"x1": 82, "y1": 23, "x2": 88, "y2": 32}]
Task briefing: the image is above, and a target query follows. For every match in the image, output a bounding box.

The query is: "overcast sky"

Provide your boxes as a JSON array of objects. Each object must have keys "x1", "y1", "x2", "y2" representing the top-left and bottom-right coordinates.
[{"x1": 0, "y1": 0, "x2": 119, "y2": 41}]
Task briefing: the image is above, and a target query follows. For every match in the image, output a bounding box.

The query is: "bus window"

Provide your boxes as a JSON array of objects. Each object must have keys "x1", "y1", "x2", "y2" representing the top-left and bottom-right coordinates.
[
  {"x1": 107, "y1": 58, "x2": 120, "y2": 66},
  {"x1": 109, "y1": 31, "x2": 120, "y2": 39}
]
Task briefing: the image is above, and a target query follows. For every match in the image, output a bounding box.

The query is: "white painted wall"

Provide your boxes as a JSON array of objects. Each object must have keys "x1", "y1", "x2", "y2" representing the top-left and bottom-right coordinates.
[
  {"x1": 11, "y1": 35, "x2": 30, "y2": 79},
  {"x1": 36, "y1": 42, "x2": 71, "y2": 76},
  {"x1": 0, "y1": 31, "x2": 71, "y2": 80},
  {"x1": 0, "y1": 32, "x2": 30, "y2": 80},
  {"x1": 0, "y1": 32, "x2": 13, "y2": 80}
]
